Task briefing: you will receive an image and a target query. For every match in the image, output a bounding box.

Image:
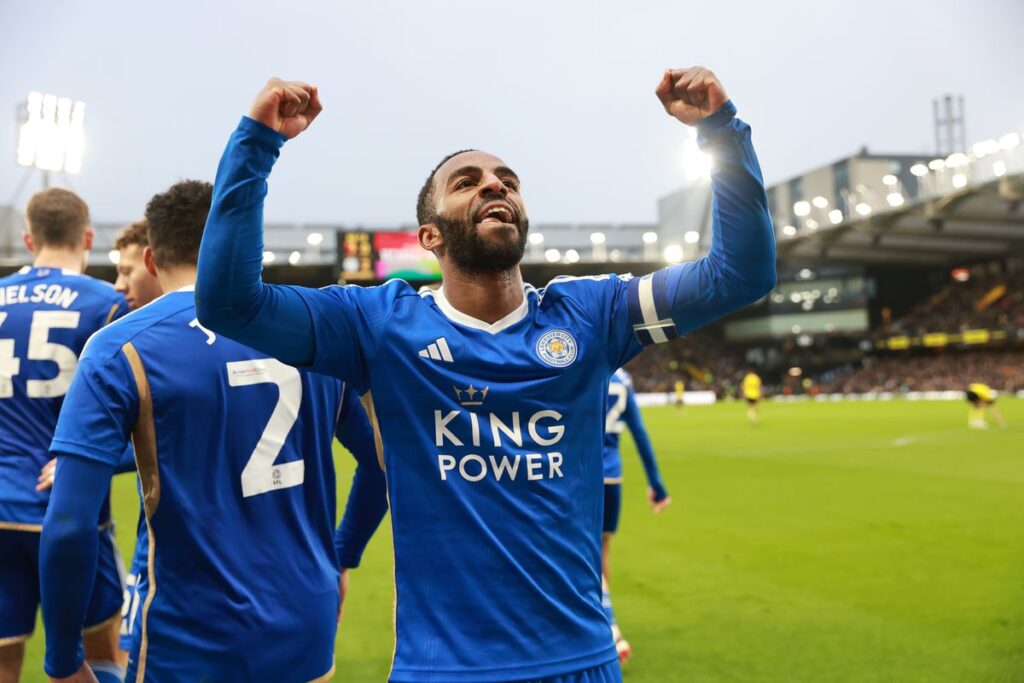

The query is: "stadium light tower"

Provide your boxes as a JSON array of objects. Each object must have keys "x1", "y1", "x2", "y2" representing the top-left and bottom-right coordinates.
[{"x1": 16, "y1": 92, "x2": 86, "y2": 188}]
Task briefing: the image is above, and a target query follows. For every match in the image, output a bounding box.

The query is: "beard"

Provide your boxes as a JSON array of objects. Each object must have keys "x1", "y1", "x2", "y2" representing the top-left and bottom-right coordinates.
[{"x1": 433, "y1": 209, "x2": 529, "y2": 274}]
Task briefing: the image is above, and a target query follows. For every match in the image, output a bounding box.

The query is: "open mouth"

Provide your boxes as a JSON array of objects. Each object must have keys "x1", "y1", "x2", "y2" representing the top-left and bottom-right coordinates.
[{"x1": 475, "y1": 203, "x2": 516, "y2": 226}]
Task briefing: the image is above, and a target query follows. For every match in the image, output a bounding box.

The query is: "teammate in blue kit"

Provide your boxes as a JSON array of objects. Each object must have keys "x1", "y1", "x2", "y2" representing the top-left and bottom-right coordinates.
[
  {"x1": 38, "y1": 181, "x2": 367, "y2": 683},
  {"x1": 0, "y1": 188, "x2": 128, "y2": 683},
  {"x1": 601, "y1": 368, "x2": 670, "y2": 665},
  {"x1": 196, "y1": 66, "x2": 775, "y2": 682}
]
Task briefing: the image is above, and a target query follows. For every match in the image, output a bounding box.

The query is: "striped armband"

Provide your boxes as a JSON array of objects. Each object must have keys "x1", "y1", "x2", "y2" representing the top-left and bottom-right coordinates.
[{"x1": 627, "y1": 270, "x2": 680, "y2": 346}]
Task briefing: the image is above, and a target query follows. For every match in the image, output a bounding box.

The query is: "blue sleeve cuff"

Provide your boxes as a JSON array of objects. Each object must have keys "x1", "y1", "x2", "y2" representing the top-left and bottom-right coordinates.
[
  {"x1": 695, "y1": 99, "x2": 739, "y2": 146},
  {"x1": 238, "y1": 115, "x2": 288, "y2": 150}
]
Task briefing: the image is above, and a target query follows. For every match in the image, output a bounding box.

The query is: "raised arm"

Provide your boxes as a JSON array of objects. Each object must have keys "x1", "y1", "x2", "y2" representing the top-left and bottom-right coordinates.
[
  {"x1": 195, "y1": 79, "x2": 325, "y2": 366},
  {"x1": 627, "y1": 68, "x2": 775, "y2": 347}
]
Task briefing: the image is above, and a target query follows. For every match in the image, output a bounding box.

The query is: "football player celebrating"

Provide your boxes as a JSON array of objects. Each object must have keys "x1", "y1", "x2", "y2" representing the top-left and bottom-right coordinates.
[{"x1": 197, "y1": 66, "x2": 775, "y2": 682}]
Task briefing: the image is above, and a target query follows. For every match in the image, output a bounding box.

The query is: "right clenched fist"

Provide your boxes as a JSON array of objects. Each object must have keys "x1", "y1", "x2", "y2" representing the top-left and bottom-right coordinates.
[{"x1": 249, "y1": 78, "x2": 323, "y2": 139}]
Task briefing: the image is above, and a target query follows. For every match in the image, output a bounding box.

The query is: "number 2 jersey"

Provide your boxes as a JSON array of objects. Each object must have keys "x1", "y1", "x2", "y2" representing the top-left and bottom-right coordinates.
[
  {"x1": 0, "y1": 266, "x2": 125, "y2": 529},
  {"x1": 50, "y1": 287, "x2": 343, "y2": 683}
]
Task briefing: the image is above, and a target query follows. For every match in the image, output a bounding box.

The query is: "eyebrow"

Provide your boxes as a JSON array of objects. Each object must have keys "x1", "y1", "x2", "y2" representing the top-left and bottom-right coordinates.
[{"x1": 446, "y1": 165, "x2": 520, "y2": 187}]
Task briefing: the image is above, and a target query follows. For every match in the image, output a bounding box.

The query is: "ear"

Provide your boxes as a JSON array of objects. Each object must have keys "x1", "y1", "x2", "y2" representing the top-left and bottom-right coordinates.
[
  {"x1": 22, "y1": 231, "x2": 35, "y2": 254},
  {"x1": 143, "y1": 246, "x2": 158, "y2": 277},
  {"x1": 83, "y1": 226, "x2": 95, "y2": 251},
  {"x1": 418, "y1": 223, "x2": 444, "y2": 253}
]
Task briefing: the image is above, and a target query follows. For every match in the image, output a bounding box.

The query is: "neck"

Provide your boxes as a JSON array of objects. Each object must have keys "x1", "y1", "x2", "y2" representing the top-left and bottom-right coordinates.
[
  {"x1": 155, "y1": 265, "x2": 198, "y2": 294},
  {"x1": 440, "y1": 266, "x2": 525, "y2": 324},
  {"x1": 33, "y1": 247, "x2": 85, "y2": 273}
]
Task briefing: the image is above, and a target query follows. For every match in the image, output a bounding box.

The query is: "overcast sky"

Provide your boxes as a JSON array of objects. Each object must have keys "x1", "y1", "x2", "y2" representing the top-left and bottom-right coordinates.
[{"x1": 1, "y1": 0, "x2": 1021, "y2": 227}]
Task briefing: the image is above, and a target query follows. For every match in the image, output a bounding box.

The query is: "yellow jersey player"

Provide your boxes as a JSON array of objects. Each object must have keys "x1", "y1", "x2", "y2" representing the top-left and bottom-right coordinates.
[
  {"x1": 966, "y1": 383, "x2": 1006, "y2": 429},
  {"x1": 742, "y1": 371, "x2": 762, "y2": 424},
  {"x1": 674, "y1": 378, "x2": 685, "y2": 409}
]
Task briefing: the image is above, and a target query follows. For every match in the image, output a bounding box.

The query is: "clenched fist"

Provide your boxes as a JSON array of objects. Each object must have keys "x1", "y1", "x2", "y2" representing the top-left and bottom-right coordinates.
[
  {"x1": 655, "y1": 67, "x2": 728, "y2": 126},
  {"x1": 249, "y1": 78, "x2": 323, "y2": 139}
]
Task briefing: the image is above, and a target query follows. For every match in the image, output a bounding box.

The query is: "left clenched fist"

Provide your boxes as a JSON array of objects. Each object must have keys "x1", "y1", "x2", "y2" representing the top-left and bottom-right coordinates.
[{"x1": 656, "y1": 66, "x2": 728, "y2": 126}]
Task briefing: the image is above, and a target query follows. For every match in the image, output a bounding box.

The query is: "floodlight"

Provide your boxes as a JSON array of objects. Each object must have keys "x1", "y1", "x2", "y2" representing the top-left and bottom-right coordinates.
[
  {"x1": 805, "y1": 219, "x2": 818, "y2": 230},
  {"x1": 952, "y1": 174, "x2": 968, "y2": 189},
  {"x1": 910, "y1": 164, "x2": 929, "y2": 177},
  {"x1": 811, "y1": 196, "x2": 828, "y2": 209},
  {"x1": 828, "y1": 209, "x2": 843, "y2": 225},
  {"x1": 288, "y1": 251, "x2": 301, "y2": 265},
  {"x1": 993, "y1": 161, "x2": 1007, "y2": 177},
  {"x1": 663, "y1": 244, "x2": 683, "y2": 263},
  {"x1": 972, "y1": 139, "x2": 999, "y2": 157},
  {"x1": 855, "y1": 203, "x2": 872, "y2": 216},
  {"x1": 641, "y1": 231, "x2": 658, "y2": 244},
  {"x1": 528, "y1": 232, "x2": 545, "y2": 245},
  {"x1": 945, "y1": 152, "x2": 969, "y2": 168},
  {"x1": 793, "y1": 201, "x2": 811, "y2": 217},
  {"x1": 999, "y1": 133, "x2": 1020, "y2": 150},
  {"x1": 564, "y1": 249, "x2": 580, "y2": 263},
  {"x1": 108, "y1": 250, "x2": 120, "y2": 265},
  {"x1": 928, "y1": 159, "x2": 945, "y2": 171},
  {"x1": 681, "y1": 128, "x2": 713, "y2": 181},
  {"x1": 683, "y1": 230, "x2": 700, "y2": 244},
  {"x1": 882, "y1": 174, "x2": 898, "y2": 186},
  {"x1": 589, "y1": 232, "x2": 606, "y2": 245},
  {"x1": 262, "y1": 251, "x2": 276, "y2": 264},
  {"x1": 306, "y1": 232, "x2": 324, "y2": 246},
  {"x1": 17, "y1": 91, "x2": 86, "y2": 175},
  {"x1": 544, "y1": 248, "x2": 560, "y2": 262},
  {"x1": 886, "y1": 192, "x2": 905, "y2": 207},
  {"x1": 781, "y1": 225, "x2": 797, "y2": 237}
]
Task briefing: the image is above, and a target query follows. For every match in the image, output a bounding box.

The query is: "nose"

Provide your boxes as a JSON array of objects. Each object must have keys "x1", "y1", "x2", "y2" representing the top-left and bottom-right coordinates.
[{"x1": 479, "y1": 172, "x2": 507, "y2": 198}]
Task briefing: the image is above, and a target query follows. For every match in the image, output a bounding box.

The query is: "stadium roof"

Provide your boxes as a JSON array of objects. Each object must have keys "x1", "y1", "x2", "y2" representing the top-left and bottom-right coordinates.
[{"x1": 778, "y1": 151, "x2": 1024, "y2": 267}]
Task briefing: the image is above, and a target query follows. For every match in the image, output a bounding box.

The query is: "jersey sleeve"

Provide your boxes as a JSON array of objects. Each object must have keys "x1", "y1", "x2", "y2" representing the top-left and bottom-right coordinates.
[
  {"x1": 622, "y1": 387, "x2": 667, "y2": 500},
  {"x1": 334, "y1": 384, "x2": 389, "y2": 568},
  {"x1": 605, "y1": 101, "x2": 777, "y2": 368},
  {"x1": 196, "y1": 116, "x2": 392, "y2": 389},
  {"x1": 49, "y1": 350, "x2": 139, "y2": 466}
]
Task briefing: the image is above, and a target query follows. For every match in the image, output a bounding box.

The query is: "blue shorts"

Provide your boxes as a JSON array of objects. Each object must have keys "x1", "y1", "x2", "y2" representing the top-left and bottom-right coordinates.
[
  {"x1": 515, "y1": 658, "x2": 622, "y2": 683},
  {"x1": 0, "y1": 526, "x2": 125, "y2": 644},
  {"x1": 602, "y1": 483, "x2": 622, "y2": 535}
]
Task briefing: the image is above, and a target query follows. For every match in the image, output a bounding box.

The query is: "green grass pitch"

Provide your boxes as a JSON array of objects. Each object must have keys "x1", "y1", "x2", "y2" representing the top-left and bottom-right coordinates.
[{"x1": 21, "y1": 398, "x2": 1024, "y2": 681}]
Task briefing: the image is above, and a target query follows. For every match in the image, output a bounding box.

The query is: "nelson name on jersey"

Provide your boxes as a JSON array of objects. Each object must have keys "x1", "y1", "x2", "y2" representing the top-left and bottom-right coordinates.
[
  {"x1": 435, "y1": 392, "x2": 567, "y2": 483},
  {"x1": 0, "y1": 282, "x2": 80, "y2": 309}
]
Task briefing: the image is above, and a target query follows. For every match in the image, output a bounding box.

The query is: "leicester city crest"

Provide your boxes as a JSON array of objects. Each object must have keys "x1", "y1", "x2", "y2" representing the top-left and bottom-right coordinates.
[{"x1": 536, "y1": 329, "x2": 578, "y2": 368}]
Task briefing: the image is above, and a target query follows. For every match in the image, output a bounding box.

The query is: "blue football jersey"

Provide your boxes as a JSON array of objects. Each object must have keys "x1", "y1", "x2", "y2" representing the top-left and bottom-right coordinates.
[
  {"x1": 50, "y1": 288, "x2": 342, "y2": 683},
  {"x1": 0, "y1": 266, "x2": 125, "y2": 528},
  {"x1": 291, "y1": 276, "x2": 655, "y2": 681},
  {"x1": 602, "y1": 369, "x2": 665, "y2": 499}
]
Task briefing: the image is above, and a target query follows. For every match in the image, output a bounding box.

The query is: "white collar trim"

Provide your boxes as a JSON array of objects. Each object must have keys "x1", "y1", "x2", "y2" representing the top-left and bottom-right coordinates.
[
  {"x1": 176, "y1": 284, "x2": 195, "y2": 292},
  {"x1": 430, "y1": 285, "x2": 529, "y2": 334}
]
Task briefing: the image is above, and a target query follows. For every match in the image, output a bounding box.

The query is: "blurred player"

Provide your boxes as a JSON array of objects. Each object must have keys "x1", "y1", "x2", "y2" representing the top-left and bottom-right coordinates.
[
  {"x1": 196, "y1": 67, "x2": 775, "y2": 681},
  {"x1": 602, "y1": 369, "x2": 670, "y2": 664},
  {"x1": 742, "y1": 370, "x2": 762, "y2": 423},
  {"x1": 965, "y1": 383, "x2": 1006, "y2": 429},
  {"x1": 0, "y1": 188, "x2": 128, "y2": 683},
  {"x1": 38, "y1": 181, "x2": 349, "y2": 683},
  {"x1": 673, "y1": 377, "x2": 685, "y2": 409},
  {"x1": 110, "y1": 220, "x2": 161, "y2": 668},
  {"x1": 113, "y1": 220, "x2": 162, "y2": 312}
]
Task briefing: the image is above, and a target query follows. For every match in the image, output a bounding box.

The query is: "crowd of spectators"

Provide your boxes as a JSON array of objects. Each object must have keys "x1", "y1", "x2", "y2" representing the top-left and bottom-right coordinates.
[
  {"x1": 624, "y1": 333, "x2": 742, "y2": 394},
  {"x1": 816, "y1": 350, "x2": 1024, "y2": 394},
  {"x1": 879, "y1": 270, "x2": 1024, "y2": 338}
]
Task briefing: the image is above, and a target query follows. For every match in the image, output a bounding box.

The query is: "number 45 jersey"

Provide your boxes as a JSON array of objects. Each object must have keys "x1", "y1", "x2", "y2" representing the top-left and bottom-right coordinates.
[
  {"x1": 50, "y1": 287, "x2": 342, "y2": 683},
  {"x1": 0, "y1": 266, "x2": 125, "y2": 528}
]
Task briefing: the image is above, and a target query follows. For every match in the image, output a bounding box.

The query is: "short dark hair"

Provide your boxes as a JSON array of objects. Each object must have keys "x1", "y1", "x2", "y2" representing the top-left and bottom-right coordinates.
[
  {"x1": 144, "y1": 180, "x2": 212, "y2": 268},
  {"x1": 25, "y1": 188, "x2": 90, "y2": 249},
  {"x1": 114, "y1": 219, "x2": 149, "y2": 250},
  {"x1": 416, "y1": 149, "x2": 477, "y2": 226}
]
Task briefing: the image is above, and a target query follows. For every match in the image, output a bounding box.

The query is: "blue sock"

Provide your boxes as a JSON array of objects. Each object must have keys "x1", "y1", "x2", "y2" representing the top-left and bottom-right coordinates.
[{"x1": 91, "y1": 661, "x2": 126, "y2": 683}]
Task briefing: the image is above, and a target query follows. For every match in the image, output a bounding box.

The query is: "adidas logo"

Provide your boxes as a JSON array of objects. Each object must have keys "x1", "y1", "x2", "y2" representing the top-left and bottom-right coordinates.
[{"x1": 418, "y1": 337, "x2": 454, "y2": 363}]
